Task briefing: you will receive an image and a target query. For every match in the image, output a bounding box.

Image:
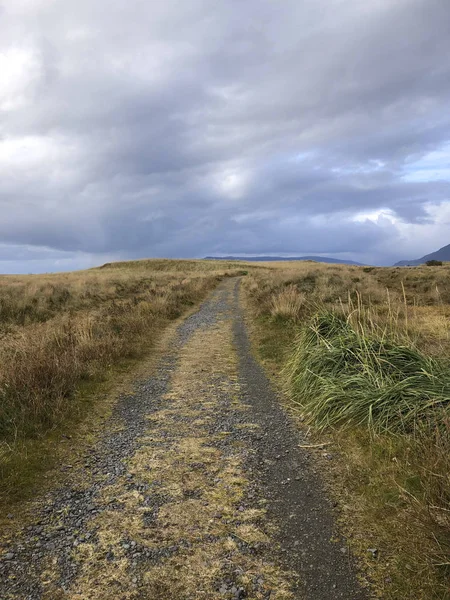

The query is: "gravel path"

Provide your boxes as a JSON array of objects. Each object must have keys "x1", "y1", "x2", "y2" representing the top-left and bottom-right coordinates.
[{"x1": 0, "y1": 278, "x2": 370, "y2": 599}]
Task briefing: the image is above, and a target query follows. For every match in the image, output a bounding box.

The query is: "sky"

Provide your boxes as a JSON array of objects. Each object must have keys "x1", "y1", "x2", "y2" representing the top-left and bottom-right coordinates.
[{"x1": 1, "y1": 0, "x2": 450, "y2": 273}]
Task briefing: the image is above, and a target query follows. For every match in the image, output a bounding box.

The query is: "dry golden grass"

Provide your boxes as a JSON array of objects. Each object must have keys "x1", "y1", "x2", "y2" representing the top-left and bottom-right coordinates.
[
  {"x1": 245, "y1": 260, "x2": 450, "y2": 355},
  {"x1": 243, "y1": 260, "x2": 450, "y2": 600},
  {"x1": 269, "y1": 285, "x2": 306, "y2": 321},
  {"x1": 0, "y1": 259, "x2": 249, "y2": 501}
]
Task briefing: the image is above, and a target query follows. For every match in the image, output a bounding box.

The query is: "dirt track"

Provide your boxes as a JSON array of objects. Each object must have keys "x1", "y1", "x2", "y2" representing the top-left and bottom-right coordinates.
[{"x1": 0, "y1": 279, "x2": 369, "y2": 599}]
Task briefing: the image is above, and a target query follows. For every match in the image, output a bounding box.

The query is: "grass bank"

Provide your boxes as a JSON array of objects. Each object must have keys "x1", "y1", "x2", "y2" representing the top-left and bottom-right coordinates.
[
  {"x1": 0, "y1": 259, "x2": 248, "y2": 504},
  {"x1": 243, "y1": 261, "x2": 450, "y2": 599}
]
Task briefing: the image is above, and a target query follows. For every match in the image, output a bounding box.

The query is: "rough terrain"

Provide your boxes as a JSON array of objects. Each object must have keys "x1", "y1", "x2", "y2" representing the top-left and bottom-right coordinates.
[{"x1": 0, "y1": 278, "x2": 369, "y2": 599}]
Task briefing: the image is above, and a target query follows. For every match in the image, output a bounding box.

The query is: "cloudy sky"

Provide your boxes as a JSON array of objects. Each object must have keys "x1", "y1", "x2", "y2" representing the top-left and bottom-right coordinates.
[{"x1": 1, "y1": 0, "x2": 450, "y2": 272}]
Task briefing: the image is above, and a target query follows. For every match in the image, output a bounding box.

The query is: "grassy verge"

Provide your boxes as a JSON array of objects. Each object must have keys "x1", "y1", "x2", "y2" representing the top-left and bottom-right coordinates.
[
  {"x1": 242, "y1": 262, "x2": 450, "y2": 600},
  {"x1": 0, "y1": 259, "x2": 247, "y2": 506}
]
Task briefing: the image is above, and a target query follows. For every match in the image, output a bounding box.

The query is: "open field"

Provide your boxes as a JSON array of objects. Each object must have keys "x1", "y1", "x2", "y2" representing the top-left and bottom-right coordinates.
[
  {"x1": 0, "y1": 259, "x2": 249, "y2": 502},
  {"x1": 243, "y1": 261, "x2": 450, "y2": 599},
  {"x1": 0, "y1": 276, "x2": 368, "y2": 600},
  {"x1": 1, "y1": 257, "x2": 449, "y2": 598}
]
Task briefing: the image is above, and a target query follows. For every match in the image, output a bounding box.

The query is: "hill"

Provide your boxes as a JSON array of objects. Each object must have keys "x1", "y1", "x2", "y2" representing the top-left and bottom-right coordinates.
[
  {"x1": 394, "y1": 243, "x2": 450, "y2": 266},
  {"x1": 204, "y1": 255, "x2": 364, "y2": 266}
]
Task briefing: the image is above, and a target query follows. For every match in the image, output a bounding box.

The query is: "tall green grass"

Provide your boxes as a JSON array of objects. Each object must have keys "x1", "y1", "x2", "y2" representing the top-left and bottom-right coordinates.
[{"x1": 285, "y1": 310, "x2": 450, "y2": 433}]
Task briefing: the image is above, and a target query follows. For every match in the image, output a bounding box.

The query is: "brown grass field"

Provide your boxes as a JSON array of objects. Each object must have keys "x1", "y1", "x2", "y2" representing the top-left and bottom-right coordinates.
[
  {"x1": 0, "y1": 259, "x2": 248, "y2": 502},
  {"x1": 243, "y1": 260, "x2": 450, "y2": 599},
  {"x1": 0, "y1": 257, "x2": 449, "y2": 598}
]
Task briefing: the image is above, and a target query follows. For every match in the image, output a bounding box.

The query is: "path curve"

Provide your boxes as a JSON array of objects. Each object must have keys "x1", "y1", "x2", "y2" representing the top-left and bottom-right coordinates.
[{"x1": 0, "y1": 278, "x2": 369, "y2": 600}]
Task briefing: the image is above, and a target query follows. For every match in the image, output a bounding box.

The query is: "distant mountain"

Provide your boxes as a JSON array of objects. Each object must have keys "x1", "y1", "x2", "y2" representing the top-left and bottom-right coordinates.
[
  {"x1": 204, "y1": 255, "x2": 364, "y2": 266},
  {"x1": 394, "y1": 243, "x2": 450, "y2": 266}
]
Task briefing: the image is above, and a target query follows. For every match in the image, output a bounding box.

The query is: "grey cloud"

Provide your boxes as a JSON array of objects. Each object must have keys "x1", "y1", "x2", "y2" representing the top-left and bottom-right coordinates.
[{"x1": 0, "y1": 0, "x2": 450, "y2": 271}]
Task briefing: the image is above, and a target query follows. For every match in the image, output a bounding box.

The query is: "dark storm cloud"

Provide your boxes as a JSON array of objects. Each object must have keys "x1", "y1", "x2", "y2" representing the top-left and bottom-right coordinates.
[{"x1": 1, "y1": 0, "x2": 450, "y2": 271}]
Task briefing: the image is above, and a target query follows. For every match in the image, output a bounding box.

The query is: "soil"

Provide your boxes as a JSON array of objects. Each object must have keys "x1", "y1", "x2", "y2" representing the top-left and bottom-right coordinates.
[{"x1": 0, "y1": 278, "x2": 370, "y2": 599}]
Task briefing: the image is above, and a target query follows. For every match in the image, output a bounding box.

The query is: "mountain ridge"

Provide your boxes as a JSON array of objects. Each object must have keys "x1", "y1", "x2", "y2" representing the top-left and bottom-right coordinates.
[{"x1": 394, "y1": 243, "x2": 450, "y2": 266}]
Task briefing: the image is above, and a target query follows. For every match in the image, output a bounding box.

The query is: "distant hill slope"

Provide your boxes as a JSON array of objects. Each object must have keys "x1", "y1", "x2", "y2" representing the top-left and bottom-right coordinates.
[
  {"x1": 204, "y1": 255, "x2": 364, "y2": 266},
  {"x1": 394, "y1": 243, "x2": 450, "y2": 266}
]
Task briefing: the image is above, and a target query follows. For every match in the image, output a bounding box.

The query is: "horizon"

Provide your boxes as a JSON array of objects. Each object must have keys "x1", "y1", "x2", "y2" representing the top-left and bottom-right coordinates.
[
  {"x1": 1, "y1": 1, "x2": 450, "y2": 274},
  {"x1": 0, "y1": 248, "x2": 444, "y2": 276}
]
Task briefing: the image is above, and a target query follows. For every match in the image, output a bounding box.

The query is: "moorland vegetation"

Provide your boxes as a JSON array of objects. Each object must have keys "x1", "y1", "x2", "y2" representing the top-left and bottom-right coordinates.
[
  {"x1": 0, "y1": 259, "x2": 246, "y2": 501},
  {"x1": 244, "y1": 261, "x2": 450, "y2": 599}
]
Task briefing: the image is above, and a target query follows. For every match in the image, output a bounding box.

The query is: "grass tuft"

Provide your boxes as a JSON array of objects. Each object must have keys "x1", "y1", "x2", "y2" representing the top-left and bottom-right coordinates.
[
  {"x1": 269, "y1": 285, "x2": 305, "y2": 321},
  {"x1": 285, "y1": 310, "x2": 450, "y2": 433}
]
